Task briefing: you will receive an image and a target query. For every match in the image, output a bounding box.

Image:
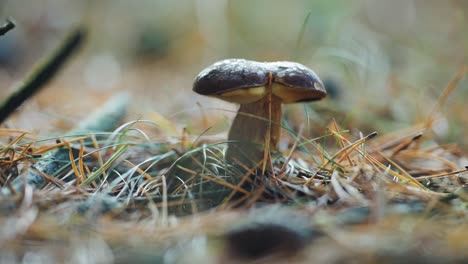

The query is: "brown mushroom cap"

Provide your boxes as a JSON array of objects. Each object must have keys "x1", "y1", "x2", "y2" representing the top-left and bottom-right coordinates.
[
  {"x1": 193, "y1": 59, "x2": 326, "y2": 104},
  {"x1": 268, "y1": 61, "x2": 326, "y2": 103}
]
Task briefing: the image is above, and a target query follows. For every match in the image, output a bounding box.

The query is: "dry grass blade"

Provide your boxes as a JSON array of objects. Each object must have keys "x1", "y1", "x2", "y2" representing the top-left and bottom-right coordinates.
[
  {"x1": 425, "y1": 66, "x2": 467, "y2": 129},
  {"x1": 176, "y1": 166, "x2": 250, "y2": 196},
  {"x1": 377, "y1": 152, "x2": 427, "y2": 189},
  {"x1": 80, "y1": 144, "x2": 129, "y2": 186},
  {"x1": 330, "y1": 128, "x2": 428, "y2": 190},
  {"x1": 67, "y1": 141, "x2": 82, "y2": 185},
  {"x1": 222, "y1": 159, "x2": 263, "y2": 208},
  {"x1": 0, "y1": 128, "x2": 35, "y2": 137},
  {"x1": 321, "y1": 129, "x2": 377, "y2": 170},
  {"x1": 416, "y1": 167, "x2": 468, "y2": 181},
  {"x1": 124, "y1": 160, "x2": 153, "y2": 181}
]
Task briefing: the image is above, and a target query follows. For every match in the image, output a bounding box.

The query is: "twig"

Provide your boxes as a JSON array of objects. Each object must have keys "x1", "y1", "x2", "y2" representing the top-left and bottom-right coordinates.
[
  {"x1": 0, "y1": 18, "x2": 15, "y2": 36},
  {"x1": 0, "y1": 27, "x2": 86, "y2": 124}
]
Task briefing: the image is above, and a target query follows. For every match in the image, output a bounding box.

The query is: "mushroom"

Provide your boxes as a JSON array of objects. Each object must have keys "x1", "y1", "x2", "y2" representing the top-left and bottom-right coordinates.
[{"x1": 193, "y1": 59, "x2": 326, "y2": 167}]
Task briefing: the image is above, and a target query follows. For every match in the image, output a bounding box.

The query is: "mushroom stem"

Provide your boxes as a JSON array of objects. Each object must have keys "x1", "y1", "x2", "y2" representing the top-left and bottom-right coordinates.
[{"x1": 226, "y1": 93, "x2": 282, "y2": 167}]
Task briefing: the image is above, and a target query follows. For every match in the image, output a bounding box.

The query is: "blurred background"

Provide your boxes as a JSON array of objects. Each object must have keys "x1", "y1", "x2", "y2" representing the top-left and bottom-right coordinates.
[{"x1": 0, "y1": 0, "x2": 466, "y2": 149}]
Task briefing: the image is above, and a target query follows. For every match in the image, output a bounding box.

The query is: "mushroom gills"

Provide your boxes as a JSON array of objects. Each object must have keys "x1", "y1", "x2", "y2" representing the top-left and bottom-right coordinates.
[
  {"x1": 271, "y1": 83, "x2": 325, "y2": 103},
  {"x1": 215, "y1": 86, "x2": 267, "y2": 104}
]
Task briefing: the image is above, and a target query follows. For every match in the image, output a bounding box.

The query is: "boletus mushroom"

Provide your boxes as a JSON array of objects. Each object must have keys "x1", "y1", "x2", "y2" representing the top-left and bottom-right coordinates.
[{"x1": 193, "y1": 59, "x2": 326, "y2": 167}]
